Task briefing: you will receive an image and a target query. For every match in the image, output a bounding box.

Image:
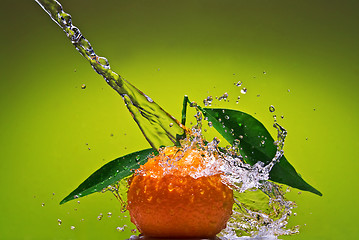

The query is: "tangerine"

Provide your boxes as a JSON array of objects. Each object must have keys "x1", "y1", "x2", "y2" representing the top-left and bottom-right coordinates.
[{"x1": 127, "y1": 146, "x2": 234, "y2": 238}]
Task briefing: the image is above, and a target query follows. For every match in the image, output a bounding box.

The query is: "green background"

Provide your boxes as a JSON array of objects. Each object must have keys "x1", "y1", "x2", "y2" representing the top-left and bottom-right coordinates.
[{"x1": 0, "y1": 0, "x2": 358, "y2": 239}]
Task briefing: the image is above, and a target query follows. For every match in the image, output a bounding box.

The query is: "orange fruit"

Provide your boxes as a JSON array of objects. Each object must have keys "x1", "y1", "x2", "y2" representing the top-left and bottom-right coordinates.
[{"x1": 127, "y1": 146, "x2": 234, "y2": 238}]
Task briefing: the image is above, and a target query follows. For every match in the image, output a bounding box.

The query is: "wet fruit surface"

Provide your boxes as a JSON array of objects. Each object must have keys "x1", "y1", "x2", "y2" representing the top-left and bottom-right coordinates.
[{"x1": 127, "y1": 147, "x2": 234, "y2": 238}]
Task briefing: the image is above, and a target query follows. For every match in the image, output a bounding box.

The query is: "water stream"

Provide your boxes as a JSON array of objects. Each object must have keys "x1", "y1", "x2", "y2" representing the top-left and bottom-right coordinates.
[{"x1": 36, "y1": 0, "x2": 187, "y2": 150}]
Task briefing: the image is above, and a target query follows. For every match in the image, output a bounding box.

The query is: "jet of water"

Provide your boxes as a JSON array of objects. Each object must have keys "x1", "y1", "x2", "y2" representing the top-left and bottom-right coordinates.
[{"x1": 35, "y1": 0, "x2": 188, "y2": 150}]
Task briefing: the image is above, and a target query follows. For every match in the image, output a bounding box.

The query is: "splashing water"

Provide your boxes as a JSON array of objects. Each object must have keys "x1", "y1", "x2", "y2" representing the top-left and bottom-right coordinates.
[
  {"x1": 35, "y1": 0, "x2": 187, "y2": 150},
  {"x1": 185, "y1": 110, "x2": 297, "y2": 239},
  {"x1": 36, "y1": 1, "x2": 298, "y2": 239},
  {"x1": 112, "y1": 109, "x2": 297, "y2": 239}
]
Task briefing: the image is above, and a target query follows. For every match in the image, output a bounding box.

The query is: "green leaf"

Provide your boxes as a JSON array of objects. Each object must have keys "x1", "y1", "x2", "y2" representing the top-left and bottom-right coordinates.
[
  {"x1": 202, "y1": 108, "x2": 322, "y2": 196},
  {"x1": 60, "y1": 148, "x2": 156, "y2": 204}
]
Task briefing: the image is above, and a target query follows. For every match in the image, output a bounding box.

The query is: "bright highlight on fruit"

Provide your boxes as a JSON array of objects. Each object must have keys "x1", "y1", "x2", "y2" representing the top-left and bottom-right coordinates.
[{"x1": 127, "y1": 146, "x2": 234, "y2": 238}]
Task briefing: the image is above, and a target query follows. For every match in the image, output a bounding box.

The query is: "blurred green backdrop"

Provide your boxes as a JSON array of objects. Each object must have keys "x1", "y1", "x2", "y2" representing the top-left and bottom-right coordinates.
[{"x1": 0, "y1": 0, "x2": 358, "y2": 239}]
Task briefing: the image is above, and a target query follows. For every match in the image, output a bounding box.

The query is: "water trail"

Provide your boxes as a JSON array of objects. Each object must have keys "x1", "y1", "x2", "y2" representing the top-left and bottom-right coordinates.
[{"x1": 35, "y1": 0, "x2": 187, "y2": 149}]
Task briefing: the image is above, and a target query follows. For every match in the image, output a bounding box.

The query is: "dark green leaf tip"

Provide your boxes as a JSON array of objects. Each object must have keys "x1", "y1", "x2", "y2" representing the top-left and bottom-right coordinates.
[{"x1": 60, "y1": 148, "x2": 155, "y2": 205}]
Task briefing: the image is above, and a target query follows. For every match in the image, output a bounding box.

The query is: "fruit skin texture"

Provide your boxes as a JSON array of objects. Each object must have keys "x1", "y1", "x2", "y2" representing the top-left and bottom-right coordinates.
[{"x1": 127, "y1": 147, "x2": 234, "y2": 238}]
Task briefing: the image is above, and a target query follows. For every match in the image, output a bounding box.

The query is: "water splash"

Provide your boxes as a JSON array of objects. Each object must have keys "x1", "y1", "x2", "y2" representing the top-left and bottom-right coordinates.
[
  {"x1": 35, "y1": 0, "x2": 188, "y2": 149},
  {"x1": 117, "y1": 109, "x2": 297, "y2": 239},
  {"x1": 187, "y1": 110, "x2": 295, "y2": 239}
]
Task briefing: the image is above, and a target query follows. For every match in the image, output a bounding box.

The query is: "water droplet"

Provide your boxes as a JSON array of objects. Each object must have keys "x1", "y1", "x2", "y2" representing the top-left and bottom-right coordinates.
[
  {"x1": 203, "y1": 96, "x2": 213, "y2": 106},
  {"x1": 287, "y1": 89, "x2": 291, "y2": 92},
  {"x1": 218, "y1": 92, "x2": 229, "y2": 101},
  {"x1": 239, "y1": 135, "x2": 244, "y2": 139},
  {"x1": 263, "y1": 71, "x2": 267, "y2": 74},
  {"x1": 240, "y1": 88, "x2": 247, "y2": 94},
  {"x1": 188, "y1": 101, "x2": 196, "y2": 107},
  {"x1": 116, "y1": 226, "x2": 125, "y2": 232},
  {"x1": 225, "y1": 115, "x2": 230, "y2": 120},
  {"x1": 97, "y1": 57, "x2": 110, "y2": 68},
  {"x1": 218, "y1": 118, "x2": 222, "y2": 122},
  {"x1": 281, "y1": 115, "x2": 284, "y2": 119},
  {"x1": 70, "y1": 226, "x2": 75, "y2": 230},
  {"x1": 135, "y1": 155, "x2": 140, "y2": 162},
  {"x1": 208, "y1": 122, "x2": 213, "y2": 127},
  {"x1": 169, "y1": 123, "x2": 173, "y2": 127},
  {"x1": 257, "y1": 94, "x2": 260, "y2": 97},
  {"x1": 236, "y1": 101, "x2": 239, "y2": 104},
  {"x1": 57, "y1": 219, "x2": 62, "y2": 225},
  {"x1": 261, "y1": 140, "x2": 265, "y2": 145},
  {"x1": 269, "y1": 105, "x2": 275, "y2": 112},
  {"x1": 235, "y1": 81, "x2": 242, "y2": 87},
  {"x1": 77, "y1": 200, "x2": 80, "y2": 204},
  {"x1": 168, "y1": 183, "x2": 174, "y2": 192},
  {"x1": 131, "y1": 229, "x2": 138, "y2": 233},
  {"x1": 81, "y1": 84, "x2": 86, "y2": 89},
  {"x1": 41, "y1": 203, "x2": 45, "y2": 207},
  {"x1": 74, "y1": 195, "x2": 79, "y2": 199},
  {"x1": 107, "y1": 212, "x2": 112, "y2": 217},
  {"x1": 97, "y1": 213, "x2": 103, "y2": 220}
]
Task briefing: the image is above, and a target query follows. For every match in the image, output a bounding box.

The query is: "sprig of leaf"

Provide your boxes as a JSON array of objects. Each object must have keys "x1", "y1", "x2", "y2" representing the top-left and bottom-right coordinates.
[{"x1": 60, "y1": 148, "x2": 156, "y2": 204}]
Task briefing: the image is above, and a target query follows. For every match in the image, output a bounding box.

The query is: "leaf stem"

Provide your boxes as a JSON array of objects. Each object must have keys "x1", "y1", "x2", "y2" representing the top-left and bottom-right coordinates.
[{"x1": 181, "y1": 95, "x2": 189, "y2": 126}]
